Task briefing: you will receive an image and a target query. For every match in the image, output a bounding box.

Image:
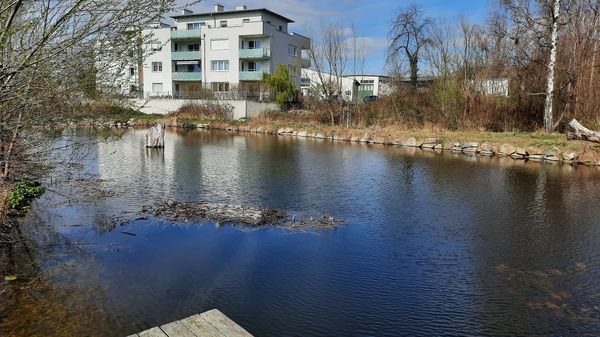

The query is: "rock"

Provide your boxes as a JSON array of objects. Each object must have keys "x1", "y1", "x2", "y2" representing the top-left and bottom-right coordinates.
[
  {"x1": 515, "y1": 147, "x2": 527, "y2": 156},
  {"x1": 196, "y1": 123, "x2": 209, "y2": 129},
  {"x1": 433, "y1": 144, "x2": 443, "y2": 150},
  {"x1": 421, "y1": 138, "x2": 441, "y2": 149},
  {"x1": 575, "y1": 147, "x2": 600, "y2": 166},
  {"x1": 511, "y1": 153, "x2": 525, "y2": 159},
  {"x1": 370, "y1": 136, "x2": 385, "y2": 144},
  {"x1": 277, "y1": 128, "x2": 285, "y2": 135},
  {"x1": 463, "y1": 141, "x2": 479, "y2": 149},
  {"x1": 350, "y1": 136, "x2": 360, "y2": 142},
  {"x1": 360, "y1": 134, "x2": 371, "y2": 143},
  {"x1": 562, "y1": 152, "x2": 576, "y2": 161},
  {"x1": 480, "y1": 150, "x2": 493, "y2": 156},
  {"x1": 499, "y1": 144, "x2": 516, "y2": 156},
  {"x1": 145, "y1": 124, "x2": 165, "y2": 148},
  {"x1": 544, "y1": 147, "x2": 561, "y2": 161},
  {"x1": 297, "y1": 131, "x2": 308, "y2": 137},
  {"x1": 528, "y1": 154, "x2": 544, "y2": 161},
  {"x1": 333, "y1": 135, "x2": 346, "y2": 141},
  {"x1": 480, "y1": 142, "x2": 493, "y2": 152},
  {"x1": 396, "y1": 137, "x2": 417, "y2": 147},
  {"x1": 526, "y1": 146, "x2": 543, "y2": 156},
  {"x1": 284, "y1": 127, "x2": 294, "y2": 133}
]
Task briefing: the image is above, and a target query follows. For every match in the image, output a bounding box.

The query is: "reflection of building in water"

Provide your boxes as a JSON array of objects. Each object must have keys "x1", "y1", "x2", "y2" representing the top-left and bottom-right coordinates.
[{"x1": 96, "y1": 129, "x2": 252, "y2": 204}]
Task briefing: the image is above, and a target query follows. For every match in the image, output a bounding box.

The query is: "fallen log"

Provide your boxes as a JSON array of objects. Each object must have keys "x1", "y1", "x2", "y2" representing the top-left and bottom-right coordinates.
[{"x1": 566, "y1": 119, "x2": 600, "y2": 143}]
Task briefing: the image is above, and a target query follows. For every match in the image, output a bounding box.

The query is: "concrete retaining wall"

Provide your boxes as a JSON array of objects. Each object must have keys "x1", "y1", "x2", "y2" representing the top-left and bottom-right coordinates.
[{"x1": 129, "y1": 99, "x2": 278, "y2": 119}]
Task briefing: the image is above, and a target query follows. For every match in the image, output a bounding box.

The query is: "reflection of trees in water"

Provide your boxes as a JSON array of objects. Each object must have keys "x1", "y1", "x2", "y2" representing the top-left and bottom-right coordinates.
[{"x1": 0, "y1": 205, "x2": 115, "y2": 336}]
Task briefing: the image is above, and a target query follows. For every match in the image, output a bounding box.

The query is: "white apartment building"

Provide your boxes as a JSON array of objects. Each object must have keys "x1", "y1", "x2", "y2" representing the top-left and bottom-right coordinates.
[
  {"x1": 122, "y1": 5, "x2": 310, "y2": 99},
  {"x1": 300, "y1": 69, "x2": 392, "y2": 102}
]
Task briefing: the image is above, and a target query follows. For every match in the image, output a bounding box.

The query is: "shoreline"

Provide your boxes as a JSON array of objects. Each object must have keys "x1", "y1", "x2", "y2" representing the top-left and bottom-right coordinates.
[{"x1": 73, "y1": 115, "x2": 600, "y2": 168}]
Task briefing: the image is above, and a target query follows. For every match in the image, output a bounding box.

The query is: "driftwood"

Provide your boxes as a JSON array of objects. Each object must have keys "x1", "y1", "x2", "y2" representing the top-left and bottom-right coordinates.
[
  {"x1": 566, "y1": 119, "x2": 600, "y2": 143},
  {"x1": 145, "y1": 123, "x2": 165, "y2": 148}
]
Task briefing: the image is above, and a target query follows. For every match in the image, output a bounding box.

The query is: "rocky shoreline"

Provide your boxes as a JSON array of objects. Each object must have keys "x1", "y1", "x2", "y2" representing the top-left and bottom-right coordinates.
[{"x1": 77, "y1": 117, "x2": 600, "y2": 168}]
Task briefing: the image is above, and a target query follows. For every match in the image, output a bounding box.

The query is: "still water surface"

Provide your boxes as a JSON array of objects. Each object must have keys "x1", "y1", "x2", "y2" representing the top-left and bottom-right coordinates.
[{"x1": 3, "y1": 129, "x2": 600, "y2": 336}]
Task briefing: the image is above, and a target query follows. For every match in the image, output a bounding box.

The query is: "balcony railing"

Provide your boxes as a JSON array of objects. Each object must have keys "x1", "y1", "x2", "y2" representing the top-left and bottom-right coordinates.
[
  {"x1": 171, "y1": 51, "x2": 201, "y2": 60},
  {"x1": 239, "y1": 71, "x2": 265, "y2": 81},
  {"x1": 172, "y1": 72, "x2": 202, "y2": 81},
  {"x1": 170, "y1": 29, "x2": 202, "y2": 40},
  {"x1": 239, "y1": 48, "x2": 271, "y2": 59}
]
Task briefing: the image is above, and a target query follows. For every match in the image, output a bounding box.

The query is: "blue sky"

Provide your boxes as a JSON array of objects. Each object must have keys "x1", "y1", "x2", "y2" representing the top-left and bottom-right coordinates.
[{"x1": 176, "y1": 1, "x2": 491, "y2": 74}]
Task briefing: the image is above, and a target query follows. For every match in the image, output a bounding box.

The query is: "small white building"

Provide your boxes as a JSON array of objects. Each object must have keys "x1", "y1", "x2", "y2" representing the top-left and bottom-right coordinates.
[
  {"x1": 300, "y1": 69, "x2": 392, "y2": 102},
  {"x1": 99, "y1": 5, "x2": 310, "y2": 99}
]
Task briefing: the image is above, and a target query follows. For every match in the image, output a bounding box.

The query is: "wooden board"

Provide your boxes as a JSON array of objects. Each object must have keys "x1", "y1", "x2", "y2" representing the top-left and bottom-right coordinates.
[{"x1": 127, "y1": 309, "x2": 253, "y2": 337}]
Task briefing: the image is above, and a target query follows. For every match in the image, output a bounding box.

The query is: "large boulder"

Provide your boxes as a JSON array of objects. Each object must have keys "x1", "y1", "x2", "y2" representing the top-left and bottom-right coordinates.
[
  {"x1": 145, "y1": 124, "x2": 165, "y2": 148},
  {"x1": 543, "y1": 147, "x2": 562, "y2": 161},
  {"x1": 462, "y1": 141, "x2": 479, "y2": 153},
  {"x1": 499, "y1": 144, "x2": 516, "y2": 156},
  {"x1": 421, "y1": 138, "x2": 441, "y2": 149},
  {"x1": 479, "y1": 142, "x2": 494, "y2": 156},
  {"x1": 575, "y1": 147, "x2": 600, "y2": 166},
  {"x1": 396, "y1": 137, "x2": 417, "y2": 147}
]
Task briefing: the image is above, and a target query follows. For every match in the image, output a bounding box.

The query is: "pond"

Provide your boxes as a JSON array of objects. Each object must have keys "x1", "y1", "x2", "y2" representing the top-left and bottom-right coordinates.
[{"x1": 2, "y1": 128, "x2": 600, "y2": 336}]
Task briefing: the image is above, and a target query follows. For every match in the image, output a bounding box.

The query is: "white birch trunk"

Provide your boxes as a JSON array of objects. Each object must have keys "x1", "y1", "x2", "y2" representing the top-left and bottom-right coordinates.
[{"x1": 544, "y1": 0, "x2": 560, "y2": 133}]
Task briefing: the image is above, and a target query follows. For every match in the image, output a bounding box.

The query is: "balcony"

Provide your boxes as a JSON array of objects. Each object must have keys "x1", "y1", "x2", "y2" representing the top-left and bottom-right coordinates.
[
  {"x1": 239, "y1": 71, "x2": 265, "y2": 81},
  {"x1": 171, "y1": 51, "x2": 201, "y2": 61},
  {"x1": 170, "y1": 29, "x2": 202, "y2": 40},
  {"x1": 300, "y1": 57, "x2": 311, "y2": 68},
  {"x1": 172, "y1": 72, "x2": 202, "y2": 81},
  {"x1": 239, "y1": 48, "x2": 271, "y2": 59}
]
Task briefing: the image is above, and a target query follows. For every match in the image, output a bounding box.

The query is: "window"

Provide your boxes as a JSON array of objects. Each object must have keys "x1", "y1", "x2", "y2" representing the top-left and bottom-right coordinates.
[
  {"x1": 248, "y1": 40, "x2": 260, "y2": 49},
  {"x1": 150, "y1": 42, "x2": 162, "y2": 51},
  {"x1": 152, "y1": 62, "x2": 162, "y2": 72},
  {"x1": 152, "y1": 83, "x2": 163, "y2": 93},
  {"x1": 301, "y1": 77, "x2": 311, "y2": 86},
  {"x1": 243, "y1": 18, "x2": 250, "y2": 23},
  {"x1": 242, "y1": 61, "x2": 260, "y2": 71},
  {"x1": 130, "y1": 67, "x2": 135, "y2": 76},
  {"x1": 210, "y1": 39, "x2": 229, "y2": 50},
  {"x1": 173, "y1": 43, "x2": 179, "y2": 51},
  {"x1": 211, "y1": 60, "x2": 229, "y2": 71},
  {"x1": 220, "y1": 20, "x2": 227, "y2": 27},
  {"x1": 278, "y1": 25, "x2": 283, "y2": 31},
  {"x1": 187, "y1": 22, "x2": 202, "y2": 30},
  {"x1": 288, "y1": 45, "x2": 297, "y2": 56},
  {"x1": 188, "y1": 43, "x2": 200, "y2": 51},
  {"x1": 211, "y1": 82, "x2": 230, "y2": 92}
]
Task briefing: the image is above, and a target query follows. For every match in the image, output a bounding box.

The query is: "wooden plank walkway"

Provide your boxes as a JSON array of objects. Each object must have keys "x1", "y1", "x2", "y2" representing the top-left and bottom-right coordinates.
[{"x1": 127, "y1": 309, "x2": 254, "y2": 337}]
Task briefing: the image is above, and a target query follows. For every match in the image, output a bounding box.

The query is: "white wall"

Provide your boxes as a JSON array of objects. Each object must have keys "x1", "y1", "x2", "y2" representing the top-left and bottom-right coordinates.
[{"x1": 130, "y1": 98, "x2": 278, "y2": 119}]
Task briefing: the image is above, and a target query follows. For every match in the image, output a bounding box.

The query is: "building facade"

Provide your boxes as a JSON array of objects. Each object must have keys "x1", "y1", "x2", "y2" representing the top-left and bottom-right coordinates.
[
  {"x1": 300, "y1": 69, "x2": 392, "y2": 102},
  {"x1": 107, "y1": 5, "x2": 310, "y2": 99}
]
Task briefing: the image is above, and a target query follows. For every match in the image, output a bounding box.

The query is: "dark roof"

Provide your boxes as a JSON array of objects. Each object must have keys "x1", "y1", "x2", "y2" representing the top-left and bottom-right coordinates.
[{"x1": 171, "y1": 8, "x2": 294, "y2": 23}]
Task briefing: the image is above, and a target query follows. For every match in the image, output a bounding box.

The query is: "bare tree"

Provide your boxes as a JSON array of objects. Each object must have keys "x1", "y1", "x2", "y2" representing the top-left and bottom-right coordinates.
[
  {"x1": 306, "y1": 22, "x2": 349, "y2": 125},
  {"x1": 0, "y1": 0, "x2": 197, "y2": 179},
  {"x1": 388, "y1": 3, "x2": 432, "y2": 88}
]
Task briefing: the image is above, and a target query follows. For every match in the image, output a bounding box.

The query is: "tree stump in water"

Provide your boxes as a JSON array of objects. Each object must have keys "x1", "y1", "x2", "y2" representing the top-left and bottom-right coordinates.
[
  {"x1": 566, "y1": 119, "x2": 600, "y2": 143},
  {"x1": 145, "y1": 123, "x2": 165, "y2": 148}
]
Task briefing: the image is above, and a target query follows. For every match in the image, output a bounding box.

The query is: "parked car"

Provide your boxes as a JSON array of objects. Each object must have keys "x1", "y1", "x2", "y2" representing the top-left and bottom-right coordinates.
[{"x1": 363, "y1": 95, "x2": 379, "y2": 103}]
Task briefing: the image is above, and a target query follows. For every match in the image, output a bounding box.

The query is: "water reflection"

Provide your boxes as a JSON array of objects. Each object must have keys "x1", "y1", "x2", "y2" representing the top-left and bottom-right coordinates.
[{"x1": 1, "y1": 129, "x2": 599, "y2": 336}]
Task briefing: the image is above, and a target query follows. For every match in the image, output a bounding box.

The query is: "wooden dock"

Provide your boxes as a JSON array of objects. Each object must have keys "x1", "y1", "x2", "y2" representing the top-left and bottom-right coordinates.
[{"x1": 127, "y1": 309, "x2": 254, "y2": 337}]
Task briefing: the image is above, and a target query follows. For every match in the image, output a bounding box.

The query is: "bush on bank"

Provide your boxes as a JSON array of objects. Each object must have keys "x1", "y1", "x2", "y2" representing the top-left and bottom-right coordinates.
[{"x1": 4, "y1": 181, "x2": 45, "y2": 211}]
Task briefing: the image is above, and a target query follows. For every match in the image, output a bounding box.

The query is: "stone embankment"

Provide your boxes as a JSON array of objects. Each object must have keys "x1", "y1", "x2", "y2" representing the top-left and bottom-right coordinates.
[{"x1": 103, "y1": 118, "x2": 600, "y2": 167}]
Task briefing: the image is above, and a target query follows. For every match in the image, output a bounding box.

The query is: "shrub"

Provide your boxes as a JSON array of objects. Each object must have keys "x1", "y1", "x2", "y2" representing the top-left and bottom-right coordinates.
[{"x1": 5, "y1": 181, "x2": 45, "y2": 210}]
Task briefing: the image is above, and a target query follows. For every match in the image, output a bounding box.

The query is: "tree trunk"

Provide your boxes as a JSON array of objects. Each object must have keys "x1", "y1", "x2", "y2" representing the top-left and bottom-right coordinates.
[
  {"x1": 145, "y1": 123, "x2": 165, "y2": 148},
  {"x1": 566, "y1": 118, "x2": 600, "y2": 143},
  {"x1": 544, "y1": 0, "x2": 560, "y2": 133}
]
